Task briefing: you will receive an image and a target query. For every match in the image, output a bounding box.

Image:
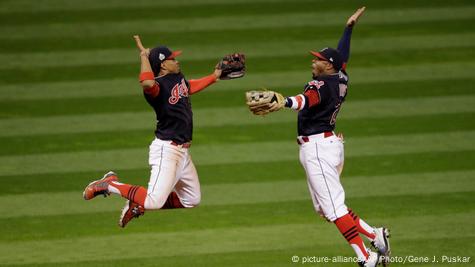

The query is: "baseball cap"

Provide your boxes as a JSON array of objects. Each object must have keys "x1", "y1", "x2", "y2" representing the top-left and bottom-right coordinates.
[
  {"x1": 310, "y1": 47, "x2": 343, "y2": 71},
  {"x1": 149, "y1": 46, "x2": 182, "y2": 74}
]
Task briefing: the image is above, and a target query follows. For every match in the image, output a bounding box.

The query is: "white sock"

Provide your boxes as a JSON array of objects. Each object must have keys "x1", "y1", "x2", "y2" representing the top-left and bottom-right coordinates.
[
  {"x1": 359, "y1": 219, "x2": 376, "y2": 241},
  {"x1": 351, "y1": 244, "x2": 368, "y2": 262},
  {"x1": 107, "y1": 182, "x2": 121, "y2": 195}
]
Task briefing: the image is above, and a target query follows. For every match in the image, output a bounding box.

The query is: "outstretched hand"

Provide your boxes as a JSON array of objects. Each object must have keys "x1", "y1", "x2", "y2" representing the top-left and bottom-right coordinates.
[
  {"x1": 347, "y1": 6, "x2": 366, "y2": 27},
  {"x1": 133, "y1": 35, "x2": 150, "y2": 57},
  {"x1": 213, "y1": 64, "x2": 223, "y2": 80}
]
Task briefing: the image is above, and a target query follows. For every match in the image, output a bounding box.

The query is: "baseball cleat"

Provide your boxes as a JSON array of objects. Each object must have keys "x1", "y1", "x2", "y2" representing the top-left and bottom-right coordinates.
[
  {"x1": 118, "y1": 200, "x2": 145, "y2": 228},
  {"x1": 371, "y1": 227, "x2": 391, "y2": 266},
  {"x1": 83, "y1": 171, "x2": 118, "y2": 200},
  {"x1": 358, "y1": 250, "x2": 380, "y2": 267}
]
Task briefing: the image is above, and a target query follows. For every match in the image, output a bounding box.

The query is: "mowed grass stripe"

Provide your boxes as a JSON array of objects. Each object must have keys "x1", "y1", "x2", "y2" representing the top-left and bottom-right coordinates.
[
  {"x1": 0, "y1": 131, "x2": 474, "y2": 176},
  {"x1": 0, "y1": 0, "x2": 314, "y2": 13},
  {"x1": 2, "y1": 0, "x2": 470, "y2": 14},
  {"x1": 2, "y1": 112, "x2": 474, "y2": 156},
  {"x1": 0, "y1": 212, "x2": 473, "y2": 265},
  {"x1": 2, "y1": 33, "x2": 474, "y2": 69},
  {"x1": 4, "y1": 236, "x2": 474, "y2": 267},
  {"x1": 1, "y1": 170, "x2": 473, "y2": 218},
  {"x1": 8, "y1": 239, "x2": 473, "y2": 267},
  {"x1": 2, "y1": 61, "x2": 474, "y2": 101},
  {"x1": 1, "y1": 95, "x2": 474, "y2": 137},
  {"x1": 3, "y1": 78, "x2": 475, "y2": 118},
  {"x1": 3, "y1": 46, "x2": 475, "y2": 85},
  {"x1": 0, "y1": 1, "x2": 331, "y2": 26},
  {"x1": 2, "y1": 7, "x2": 474, "y2": 40},
  {"x1": 3, "y1": 0, "x2": 471, "y2": 24},
  {"x1": 2, "y1": 191, "x2": 473, "y2": 242},
  {"x1": 3, "y1": 19, "x2": 474, "y2": 54},
  {"x1": 1, "y1": 149, "x2": 473, "y2": 195}
]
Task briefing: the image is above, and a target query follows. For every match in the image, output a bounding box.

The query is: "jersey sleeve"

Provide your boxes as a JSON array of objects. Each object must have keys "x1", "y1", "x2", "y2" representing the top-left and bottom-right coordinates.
[
  {"x1": 188, "y1": 74, "x2": 217, "y2": 95},
  {"x1": 338, "y1": 71, "x2": 349, "y2": 101},
  {"x1": 143, "y1": 83, "x2": 160, "y2": 97},
  {"x1": 337, "y1": 26, "x2": 353, "y2": 71},
  {"x1": 285, "y1": 80, "x2": 324, "y2": 111},
  {"x1": 139, "y1": 71, "x2": 160, "y2": 98}
]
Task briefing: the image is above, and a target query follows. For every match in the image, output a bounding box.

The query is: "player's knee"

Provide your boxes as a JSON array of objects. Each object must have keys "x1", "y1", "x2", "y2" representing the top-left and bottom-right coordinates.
[
  {"x1": 182, "y1": 195, "x2": 201, "y2": 208},
  {"x1": 323, "y1": 213, "x2": 337, "y2": 222},
  {"x1": 322, "y1": 207, "x2": 348, "y2": 222}
]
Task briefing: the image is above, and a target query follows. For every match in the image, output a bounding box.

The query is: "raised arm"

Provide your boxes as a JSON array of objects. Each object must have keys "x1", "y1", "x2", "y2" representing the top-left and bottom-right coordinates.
[
  {"x1": 134, "y1": 35, "x2": 160, "y2": 97},
  {"x1": 337, "y1": 7, "x2": 365, "y2": 70}
]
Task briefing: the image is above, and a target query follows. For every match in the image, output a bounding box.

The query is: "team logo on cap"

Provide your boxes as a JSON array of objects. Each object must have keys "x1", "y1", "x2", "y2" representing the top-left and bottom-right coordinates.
[{"x1": 159, "y1": 53, "x2": 165, "y2": 61}]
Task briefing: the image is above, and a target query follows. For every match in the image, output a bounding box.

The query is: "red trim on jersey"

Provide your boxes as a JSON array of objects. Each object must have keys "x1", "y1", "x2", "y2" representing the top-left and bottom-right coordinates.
[
  {"x1": 296, "y1": 95, "x2": 304, "y2": 110},
  {"x1": 140, "y1": 71, "x2": 159, "y2": 97},
  {"x1": 189, "y1": 74, "x2": 217, "y2": 94},
  {"x1": 304, "y1": 89, "x2": 320, "y2": 107},
  {"x1": 139, "y1": 71, "x2": 155, "y2": 82},
  {"x1": 143, "y1": 83, "x2": 160, "y2": 97},
  {"x1": 342, "y1": 62, "x2": 347, "y2": 71}
]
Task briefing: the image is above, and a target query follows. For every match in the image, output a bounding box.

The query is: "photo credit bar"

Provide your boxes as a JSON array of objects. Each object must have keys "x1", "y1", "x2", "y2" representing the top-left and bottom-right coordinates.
[{"x1": 291, "y1": 255, "x2": 471, "y2": 265}]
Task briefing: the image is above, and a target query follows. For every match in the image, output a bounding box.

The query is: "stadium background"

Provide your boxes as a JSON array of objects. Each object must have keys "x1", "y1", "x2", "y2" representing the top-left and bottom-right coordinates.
[{"x1": 0, "y1": 0, "x2": 474, "y2": 266}]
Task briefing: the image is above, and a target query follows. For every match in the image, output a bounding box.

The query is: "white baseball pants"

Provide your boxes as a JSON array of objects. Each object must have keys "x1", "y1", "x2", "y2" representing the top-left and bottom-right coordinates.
[
  {"x1": 299, "y1": 132, "x2": 348, "y2": 222},
  {"x1": 145, "y1": 138, "x2": 201, "y2": 210}
]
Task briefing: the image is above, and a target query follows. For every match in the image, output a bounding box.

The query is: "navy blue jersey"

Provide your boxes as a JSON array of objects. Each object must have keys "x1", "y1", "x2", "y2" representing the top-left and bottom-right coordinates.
[
  {"x1": 144, "y1": 73, "x2": 193, "y2": 144},
  {"x1": 297, "y1": 71, "x2": 348, "y2": 136}
]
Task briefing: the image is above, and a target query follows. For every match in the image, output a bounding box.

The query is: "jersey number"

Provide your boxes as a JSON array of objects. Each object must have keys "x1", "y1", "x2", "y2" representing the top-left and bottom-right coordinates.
[
  {"x1": 330, "y1": 104, "x2": 340, "y2": 125},
  {"x1": 330, "y1": 84, "x2": 347, "y2": 125}
]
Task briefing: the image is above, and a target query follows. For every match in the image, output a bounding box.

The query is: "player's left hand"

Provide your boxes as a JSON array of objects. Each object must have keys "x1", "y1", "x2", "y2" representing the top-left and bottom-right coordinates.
[{"x1": 346, "y1": 6, "x2": 366, "y2": 27}]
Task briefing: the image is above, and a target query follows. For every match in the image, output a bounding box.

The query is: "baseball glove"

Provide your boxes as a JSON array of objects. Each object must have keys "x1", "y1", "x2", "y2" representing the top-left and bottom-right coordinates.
[
  {"x1": 218, "y1": 53, "x2": 246, "y2": 80},
  {"x1": 245, "y1": 90, "x2": 285, "y2": 115}
]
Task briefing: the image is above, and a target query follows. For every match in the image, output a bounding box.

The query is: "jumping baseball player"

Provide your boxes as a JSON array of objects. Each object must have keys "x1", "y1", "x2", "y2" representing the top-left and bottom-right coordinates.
[
  {"x1": 83, "y1": 36, "x2": 245, "y2": 227},
  {"x1": 246, "y1": 7, "x2": 391, "y2": 267}
]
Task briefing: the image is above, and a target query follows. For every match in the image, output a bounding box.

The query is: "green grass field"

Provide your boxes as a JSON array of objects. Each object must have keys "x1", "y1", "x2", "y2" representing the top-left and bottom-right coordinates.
[{"x1": 1, "y1": 0, "x2": 475, "y2": 266}]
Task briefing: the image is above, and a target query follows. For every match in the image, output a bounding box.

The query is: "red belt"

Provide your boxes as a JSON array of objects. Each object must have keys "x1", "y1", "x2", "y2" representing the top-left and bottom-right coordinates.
[
  {"x1": 171, "y1": 141, "x2": 191, "y2": 148},
  {"x1": 297, "y1": 131, "x2": 333, "y2": 145}
]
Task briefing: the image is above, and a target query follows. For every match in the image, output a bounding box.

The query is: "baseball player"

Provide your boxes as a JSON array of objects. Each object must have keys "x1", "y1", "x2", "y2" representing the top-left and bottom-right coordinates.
[
  {"x1": 83, "y1": 36, "x2": 245, "y2": 227},
  {"x1": 246, "y1": 7, "x2": 390, "y2": 267}
]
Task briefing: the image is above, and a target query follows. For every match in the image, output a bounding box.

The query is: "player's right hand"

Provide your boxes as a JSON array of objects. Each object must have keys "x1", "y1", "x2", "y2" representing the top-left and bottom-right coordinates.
[
  {"x1": 133, "y1": 35, "x2": 150, "y2": 57},
  {"x1": 346, "y1": 6, "x2": 366, "y2": 27}
]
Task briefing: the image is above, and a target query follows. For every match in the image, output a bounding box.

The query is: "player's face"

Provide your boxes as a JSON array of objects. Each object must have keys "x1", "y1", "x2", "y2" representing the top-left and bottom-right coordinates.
[
  {"x1": 312, "y1": 58, "x2": 327, "y2": 76},
  {"x1": 162, "y1": 58, "x2": 181, "y2": 74},
  {"x1": 312, "y1": 58, "x2": 333, "y2": 76}
]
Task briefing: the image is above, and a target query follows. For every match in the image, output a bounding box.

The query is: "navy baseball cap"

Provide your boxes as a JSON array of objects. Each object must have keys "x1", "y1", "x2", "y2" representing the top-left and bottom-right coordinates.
[
  {"x1": 149, "y1": 46, "x2": 182, "y2": 74},
  {"x1": 310, "y1": 47, "x2": 343, "y2": 71}
]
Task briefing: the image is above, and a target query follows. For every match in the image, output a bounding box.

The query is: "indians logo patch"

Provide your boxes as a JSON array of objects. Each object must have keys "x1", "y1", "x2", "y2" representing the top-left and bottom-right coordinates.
[
  {"x1": 168, "y1": 79, "x2": 189, "y2": 104},
  {"x1": 307, "y1": 80, "x2": 325, "y2": 89}
]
